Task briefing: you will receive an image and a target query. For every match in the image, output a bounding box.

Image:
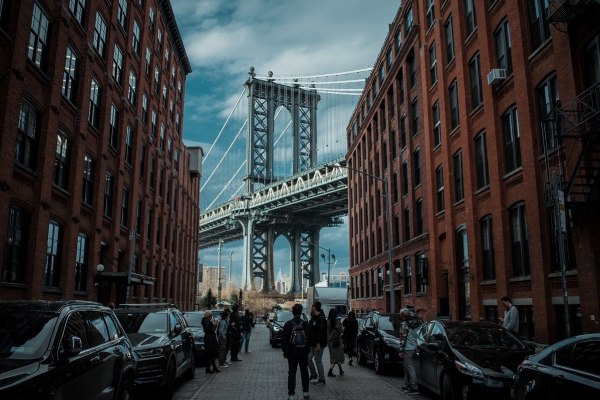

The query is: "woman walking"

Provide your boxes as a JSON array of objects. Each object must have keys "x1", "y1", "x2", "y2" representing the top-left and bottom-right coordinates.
[
  {"x1": 342, "y1": 311, "x2": 359, "y2": 366},
  {"x1": 217, "y1": 310, "x2": 230, "y2": 368},
  {"x1": 201, "y1": 310, "x2": 221, "y2": 374},
  {"x1": 326, "y1": 308, "x2": 345, "y2": 377}
]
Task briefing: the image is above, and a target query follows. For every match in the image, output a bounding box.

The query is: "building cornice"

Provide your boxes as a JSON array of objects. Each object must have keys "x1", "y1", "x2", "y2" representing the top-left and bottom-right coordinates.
[{"x1": 158, "y1": 0, "x2": 192, "y2": 75}]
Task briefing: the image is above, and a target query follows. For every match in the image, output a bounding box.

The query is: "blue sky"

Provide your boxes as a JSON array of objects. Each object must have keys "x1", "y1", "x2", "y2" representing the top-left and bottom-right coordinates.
[{"x1": 171, "y1": 0, "x2": 400, "y2": 286}]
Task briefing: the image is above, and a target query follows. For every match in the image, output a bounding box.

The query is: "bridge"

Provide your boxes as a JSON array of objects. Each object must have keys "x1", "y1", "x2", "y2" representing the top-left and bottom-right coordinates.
[{"x1": 199, "y1": 68, "x2": 370, "y2": 292}]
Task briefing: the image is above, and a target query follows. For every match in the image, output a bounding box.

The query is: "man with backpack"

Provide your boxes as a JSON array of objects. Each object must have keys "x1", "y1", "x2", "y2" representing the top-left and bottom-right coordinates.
[{"x1": 282, "y1": 303, "x2": 310, "y2": 400}]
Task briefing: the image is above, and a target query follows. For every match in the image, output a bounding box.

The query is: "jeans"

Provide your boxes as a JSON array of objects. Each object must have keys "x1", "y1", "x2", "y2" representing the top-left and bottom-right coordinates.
[
  {"x1": 287, "y1": 351, "x2": 309, "y2": 395},
  {"x1": 307, "y1": 346, "x2": 324, "y2": 380},
  {"x1": 240, "y1": 330, "x2": 252, "y2": 352},
  {"x1": 403, "y1": 350, "x2": 417, "y2": 389}
]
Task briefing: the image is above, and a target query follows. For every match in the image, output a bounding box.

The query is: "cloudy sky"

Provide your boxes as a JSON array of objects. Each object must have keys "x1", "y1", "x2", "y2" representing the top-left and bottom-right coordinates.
[{"x1": 171, "y1": 0, "x2": 400, "y2": 286}]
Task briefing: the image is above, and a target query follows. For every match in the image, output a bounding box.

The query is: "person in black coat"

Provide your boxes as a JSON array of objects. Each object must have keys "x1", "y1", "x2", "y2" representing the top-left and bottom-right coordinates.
[
  {"x1": 201, "y1": 310, "x2": 220, "y2": 374},
  {"x1": 307, "y1": 301, "x2": 328, "y2": 385},
  {"x1": 342, "y1": 311, "x2": 359, "y2": 365},
  {"x1": 282, "y1": 303, "x2": 310, "y2": 400},
  {"x1": 229, "y1": 305, "x2": 242, "y2": 361}
]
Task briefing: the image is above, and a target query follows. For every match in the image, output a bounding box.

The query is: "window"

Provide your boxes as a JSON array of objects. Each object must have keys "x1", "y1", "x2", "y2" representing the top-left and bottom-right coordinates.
[
  {"x1": 174, "y1": 149, "x2": 179, "y2": 172},
  {"x1": 411, "y1": 99, "x2": 419, "y2": 136},
  {"x1": 404, "y1": 207, "x2": 410, "y2": 242},
  {"x1": 395, "y1": 29, "x2": 403, "y2": 51},
  {"x1": 157, "y1": 29, "x2": 163, "y2": 50},
  {"x1": 160, "y1": 124, "x2": 165, "y2": 150},
  {"x1": 16, "y1": 100, "x2": 39, "y2": 170},
  {"x1": 128, "y1": 70, "x2": 137, "y2": 106},
  {"x1": 103, "y1": 171, "x2": 114, "y2": 218},
  {"x1": 415, "y1": 199, "x2": 423, "y2": 235},
  {"x1": 177, "y1": 81, "x2": 182, "y2": 101},
  {"x1": 74, "y1": 233, "x2": 88, "y2": 291},
  {"x1": 109, "y1": 104, "x2": 119, "y2": 149},
  {"x1": 386, "y1": 48, "x2": 393, "y2": 71},
  {"x1": 175, "y1": 113, "x2": 181, "y2": 135},
  {"x1": 132, "y1": 20, "x2": 141, "y2": 55},
  {"x1": 62, "y1": 46, "x2": 79, "y2": 103},
  {"x1": 93, "y1": 12, "x2": 107, "y2": 58},
  {"x1": 167, "y1": 138, "x2": 172, "y2": 161},
  {"x1": 402, "y1": 161, "x2": 409, "y2": 196},
  {"x1": 121, "y1": 187, "x2": 129, "y2": 227},
  {"x1": 432, "y1": 101, "x2": 441, "y2": 147},
  {"x1": 154, "y1": 67, "x2": 160, "y2": 94},
  {"x1": 405, "y1": 5, "x2": 414, "y2": 34},
  {"x1": 68, "y1": 0, "x2": 86, "y2": 25},
  {"x1": 502, "y1": 105, "x2": 522, "y2": 173},
  {"x1": 475, "y1": 131, "x2": 490, "y2": 189},
  {"x1": 0, "y1": 0, "x2": 10, "y2": 31},
  {"x1": 464, "y1": 0, "x2": 477, "y2": 35},
  {"x1": 165, "y1": 48, "x2": 170, "y2": 69},
  {"x1": 54, "y1": 132, "x2": 70, "y2": 189},
  {"x1": 408, "y1": 53, "x2": 416, "y2": 88},
  {"x1": 171, "y1": 65, "x2": 177, "y2": 86},
  {"x1": 528, "y1": 0, "x2": 551, "y2": 51},
  {"x1": 125, "y1": 125, "x2": 133, "y2": 165},
  {"x1": 556, "y1": 340, "x2": 600, "y2": 375},
  {"x1": 141, "y1": 93, "x2": 148, "y2": 124},
  {"x1": 453, "y1": 150, "x2": 464, "y2": 202},
  {"x1": 537, "y1": 74, "x2": 559, "y2": 151},
  {"x1": 509, "y1": 202, "x2": 530, "y2": 277},
  {"x1": 449, "y1": 80, "x2": 459, "y2": 129},
  {"x1": 117, "y1": 0, "x2": 127, "y2": 28},
  {"x1": 140, "y1": 143, "x2": 147, "y2": 180},
  {"x1": 151, "y1": 111, "x2": 157, "y2": 138},
  {"x1": 582, "y1": 34, "x2": 600, "y2": 87},
  {"x1": 112, "y1": 45, "x2": 123, "y2": 84},
  {"x1": 397, "y1": 70, "x2": 405, "y2": 105},
  {"x1": 469, "y1": 53, "x2": 483, "y2": 109},
  {"x1": 445, "y1": 16, "x2": 455, "y2": 64},
  {"x1": 3, "y1": 206, "x2": 30, "y2": 284},
  {"x1": 28, "y1": 3, "x2": 50, "y2": 70},
  {"x1": 45, "y1": 221, "x2": 62, "y2": 287},
  {"x1": 436, "y1": 165, "x2": 445, "y2": 213},
  {"x1": 413, "y1": 148, "x2": 421, "y2": 186},
  {"x1": 145, "y1": 47, "x2": 152, "y2": 76},
  {"x1": 88, "y1": 78, "x2": 101, "y2": 128},
  {"x1": 404, "y1": 257, "x2": 412, "y2": 295},
  {"x1": 480, "y1": 215, "x2": 495, "y2": 280},
  {"x1": 82, "y1": 154, "x2": 94, "y2": 205},
  {"x1": 429, "y1": 43, "x2": 437, "y2": 85},
  {"x1": 495, "y1": 19, "x2": 513, "y2": 74},
  {"x1": 136, "y1": 200, "x2": 142, "y2": 235},
  {"x1": 400, "y1": 116, "x2": 406, "y2": 148},
  {"x1": 426, "y1": 0, "x2": 435, "y2": 29}
]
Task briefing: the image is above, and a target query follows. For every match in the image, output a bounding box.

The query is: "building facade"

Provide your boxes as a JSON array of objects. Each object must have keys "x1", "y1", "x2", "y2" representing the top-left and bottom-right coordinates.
[
  {"x1": 346, "y1": 0, "x2": 600, "y2": 343},
  {"x1": 200, "y1": 265, "x2": 226, "y2": 297},
  {"x1": 0, "y1": 0, "x2": 201, "y2": 310}
]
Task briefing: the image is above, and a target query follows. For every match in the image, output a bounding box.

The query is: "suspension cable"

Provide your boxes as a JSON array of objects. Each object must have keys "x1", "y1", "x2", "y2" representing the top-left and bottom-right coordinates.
[
  {"x1": 203, "y1": 88, "x2": 246, "y2": 163},
  {"x1": 255, "y1": 67, "x2": 372, "y2": 80},
  {"x1": 205, "y1": 160, "x2": 246, "y2": 210}
]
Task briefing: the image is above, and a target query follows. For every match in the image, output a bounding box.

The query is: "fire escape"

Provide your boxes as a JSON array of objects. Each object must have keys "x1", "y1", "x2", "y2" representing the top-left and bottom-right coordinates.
[{"x1": 547, "y1": 0, "x2": 600, "y2": 24}]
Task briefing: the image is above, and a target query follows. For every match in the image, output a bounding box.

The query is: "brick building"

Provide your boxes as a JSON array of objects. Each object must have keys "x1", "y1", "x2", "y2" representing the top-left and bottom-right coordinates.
[
  {"x1": 0, "y1": 0, "x2": 202, "y2": 310},
  {"x1": 346, "y1": 0, "x2": 600, "y2": 343}
]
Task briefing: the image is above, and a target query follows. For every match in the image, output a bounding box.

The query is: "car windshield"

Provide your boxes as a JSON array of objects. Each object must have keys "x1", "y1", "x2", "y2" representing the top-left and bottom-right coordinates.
[
  {"x1": 0, "y1": 309, "x2": 57, "y2": 360},
  {"x1": 276, "y1": 311, "x2": 294, "y2": 322},
  {"x1": 445, "y1": 325, "x2": 526, "y2": 350},
  {"x1": 117, "y1": 312, "x2": 168, "y2": 334},
  {"x1": 378, "y1": 314, "x2": 402, "y2": 331},
  {"x1": 184, "y1": 313, "x2": 204, "y2": 327}
]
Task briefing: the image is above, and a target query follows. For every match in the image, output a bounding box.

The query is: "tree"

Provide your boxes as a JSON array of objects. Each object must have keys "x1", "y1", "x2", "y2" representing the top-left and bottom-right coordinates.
[
  {"x1": 203, "y1": 288, "x2": 216, "y2": 309},
  {"x1": 229, "y1": 291, "x2": 239, "y2": 307}
]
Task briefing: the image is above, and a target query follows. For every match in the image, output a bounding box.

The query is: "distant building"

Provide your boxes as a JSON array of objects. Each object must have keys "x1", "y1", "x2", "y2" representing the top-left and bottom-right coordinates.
[
  {"x1": 201, "y1": 266, "x2": 226, "y2": 296},
  {"x1": 346, "y1": 1, "x2": 600, "y2": 343},
  {"x1": 316, "y1": 271, "x2": 348, "y2": 288},
  {"x1": 0, "y1": 0, "x2": 200, "y2": 310}
]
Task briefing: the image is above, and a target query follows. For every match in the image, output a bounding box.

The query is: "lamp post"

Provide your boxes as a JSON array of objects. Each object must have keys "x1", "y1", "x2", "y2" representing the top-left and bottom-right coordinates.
[
  {"x1": 334, "y1": 162, "x2": 396, "y2": 313},
  {"x1": 228, "y1": 250, "x2": 234, "y2": 294},
  {"x1": 95, "y1": 263, "x2": 105, "y2": 303},
  {"x1": 320, "y1": 249, "x2": 336, "y2": 287},
  {"x1": 217, "y1": 240, "x2": 223, "y2": 303}
]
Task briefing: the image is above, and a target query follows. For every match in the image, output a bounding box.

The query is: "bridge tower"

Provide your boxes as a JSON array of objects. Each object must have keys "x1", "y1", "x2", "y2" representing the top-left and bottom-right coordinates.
[{"x1": 241, "y1": 68, "x2": 324, "y2": 293}]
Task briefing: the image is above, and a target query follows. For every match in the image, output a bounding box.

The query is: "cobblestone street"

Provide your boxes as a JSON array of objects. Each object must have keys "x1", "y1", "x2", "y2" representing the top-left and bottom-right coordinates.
[{"x1": 171, "y1": 322, "x2": 430, "y2": 400}]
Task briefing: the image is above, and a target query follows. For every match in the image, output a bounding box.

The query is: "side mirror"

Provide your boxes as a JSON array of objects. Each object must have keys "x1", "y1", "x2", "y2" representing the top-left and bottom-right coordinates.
[
  {"x1": 60, "y1": 335, "x2": 83, "y2": 360},
  {"x1": 173, "y1": 324, "x2": 183, "y2": 335}
]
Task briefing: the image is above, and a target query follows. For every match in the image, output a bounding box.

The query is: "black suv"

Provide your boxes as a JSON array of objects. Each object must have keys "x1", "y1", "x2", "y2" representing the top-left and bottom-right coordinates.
[
  {"x1": 114, "y1": 304, "x2": 195, "y2": 394},
  {"x1": 0, "y1": 300, "x2": 135, "y2": 400}
]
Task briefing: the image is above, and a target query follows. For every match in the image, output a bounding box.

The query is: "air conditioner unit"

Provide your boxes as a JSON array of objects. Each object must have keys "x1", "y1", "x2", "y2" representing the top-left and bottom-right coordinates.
[{"x1": 487, "y1": 68, "x2": 507, "y2": 85}]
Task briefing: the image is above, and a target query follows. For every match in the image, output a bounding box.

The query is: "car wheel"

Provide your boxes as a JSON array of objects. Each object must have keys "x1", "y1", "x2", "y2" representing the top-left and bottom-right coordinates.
[
  {"x1": 357, "y1": 348, "x2": 367, "y2": 366},
  {"x1": 374, "y1": 348, "x2": 384, "y2": 374},
  {"x1": 116, "y1": 379, "x2": 133, "y2": 400},
  {"x1": 162, "y1": 358, "x2": 177, "y2": 397},
  {"x1": 442, "y1": 374, "x2": 458, "y2": 400}
]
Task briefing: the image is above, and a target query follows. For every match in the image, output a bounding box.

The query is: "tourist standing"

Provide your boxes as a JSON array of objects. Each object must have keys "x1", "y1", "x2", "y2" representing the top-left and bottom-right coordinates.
[
  {"x1": 326, "y1": 308, "x2": 345, "y2": 377},
  {"x1": 229, "y1": 305, "x2": 243, "y2": 361},
  {"x1": 342, "y1": 311, "x2": 359, "y2": 366},
  {"x1": 240, "y1": 309, "x2": 256, "y2": 353},
  {"x1": 499, "y1": 296, "x2": 520, "y2": 334},
  {"x1": 282, "y1": 303, "x2": 310, "y2": 400},
  {"x1": 201, "y1": 311, "x2": 221, "y2": 374},
  {"x1": 307, "y1": 302, "x2": 327, "y2": 385},
  {"x1": 217, "y1": 310, "x2": 230, "y2": 368}
]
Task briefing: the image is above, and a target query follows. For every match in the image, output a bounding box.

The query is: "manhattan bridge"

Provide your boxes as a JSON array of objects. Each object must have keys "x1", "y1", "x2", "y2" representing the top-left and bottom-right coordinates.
[{"x1": 199, "y1": 67, "x2": 373, "y2": 293}]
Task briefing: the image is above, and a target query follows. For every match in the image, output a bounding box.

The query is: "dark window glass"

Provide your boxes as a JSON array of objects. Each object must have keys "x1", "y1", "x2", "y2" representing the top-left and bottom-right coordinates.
[
  {"x1": 582, "y1": 34, "x2": 600, "y2": 87},
  {"x1": 128, "y1": 70, "x2": 137, "y2": 106},
  {"x1": 413, "y1": 148, "x2": 421, "y2": 186},
  {"x1": 109, "y1": 104, "x2": 119, "y2": 149},
  {"x1": 415, "y1": 199, "x2": 423, "y2": 235},
  {"x1": 402, "y1": 161, "x2": 409, "y2": 196},
  {"x1": 469, "y1": 53, "x2": 483, "y2": 109},
  {"x1": 445, "y1": 16, "x2": 455, "y2": 64},
  {"x1": 408, "y1": 53, "x2": 416, "y2": 88},
  {"x1": 16, "y1": 101, "x2": 39, "y2": 170},
  {"x1": 28, "y1": 3, "x2": 50, "y2": 70},
  {"x1": 429, "y1": 43, "x2": 437, "y2": 85},
  {"x1": 132, "y1": 20, "x2": 141, "y2": 55},
  {"x1": 404, "y1": 208, "x2": 410, "y2": 242},
  {"x1": 93, "y1": 12, "x2": 107, "y2": 58},
  {"x1": 528, "y1": 0, "x2": 551, "y2": 51},
  {"x1": 449, "y1": 80, "x2": 459, "y2": 129},
  {"x1": 88, "y1": 78, "x2": 101, "y2": 128},
  {"x1": 112, "y1": 45, "x2": 123, "y2": 84},
  {"x1": 537, "y1": 74, "x2": 559, "y2": 151},
  {"x1": 480, "y1": 215, "x2": 496, "y2": 280},
  {"x1": 405, "y1": 5, "x2": 414, "y2": 34},
  {"x1": 121, "y1": 187, "x2": 129, "y2": 228},
  {"x1": 411, "y1": 99, "x2": 419, "y2": 136},
  {"x1": 502, "y1": 105, "x2": 522, "y2": 173},
  {"x1": 82, "y1": 154, "x2": 94, "y2": 205},
  {"x1": 475, "y1": 131, "x2": 490, "y2": 189},
  {"x1": 403, "y1": 257, "x2": 412, "y2": 295},
  {"x1": 44, "y1": 221, "x2": 62, "y2": 287},
  {"x1": 75, "y1": 233, "x2": 88, "y2": 291},
  {"x1": 125, "y1": 125, "x2": 134, "y2": 165},
  {"x1": 103, "y1": 171, "x2": 114, "y2": 218},
  {"x1": 54, "y1": 132, "x2": 70, "y2": 189},
  {"x1": 495, "y1": 19, "x2": 513, "y2": 74},
  {"x1": 436, "y1": 165, "x2": 445, "y2": 212},
  {"x1": 68, "y1": 0, "x2": 86, "y2": 25},
  {"x1": 426, "y1": 0, "x2": 435, "y2": 29},
  {"x1": 453, "y1": 150, "x2": 464, "y2": 202},
  {"x1": 464, "y1": 0, "x2": 477, "y2": 35},
  {"x1": 62, "y1": 46, "x2": 79, "y2": 103},
  {"x1": 400, "y1": 116, "x2": 407, "y2": 148},
  {"x1": 510, "y1": 202, "x2": 530, "y2": 277},
  {"x1": 3, "y1": 206, "x2": 30, "y2": 284},
  {"x1": 556, "y1": 341, "x2": 600, "y2": 376},
  {"x1": 117, "y1": 0, "x2": 128, "y2": 28},
  {"x1": 433, "y1": 101, "x2": 441, "y2": 147}
]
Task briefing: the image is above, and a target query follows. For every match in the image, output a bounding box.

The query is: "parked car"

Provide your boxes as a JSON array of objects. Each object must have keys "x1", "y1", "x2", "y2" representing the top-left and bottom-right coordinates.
[
  {"x1": 512, "y1": 333, "x2": 600, "y2": 400},
  {"x1": 356, "y1": 312, "x2": 417, "y2": 374},
  {"x1": 114, "y1": 304, "x2": 195, "y2": 394},
  {"x1": 415, "y1": 320, "x2": 533, "y2": 399},
  {"x1": 0, "y1": 300, "x2": 135, "y2": 400},
  {"x1": 269, "y1": 310, "x2": 307, "y2": 347},
  {"x1": 183, "y1": 311, "x2": 206, "y2": 365}
]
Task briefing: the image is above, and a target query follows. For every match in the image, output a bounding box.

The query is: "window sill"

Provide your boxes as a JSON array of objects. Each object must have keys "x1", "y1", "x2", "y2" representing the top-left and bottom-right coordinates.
[
  {"x1": 509, "y1": 276, "x2": 531, "y2": 283},
  {"x1": 43, "y1": 287, "x2": 62, "y2": 294},
  {"x1": 435, "y1": 209, "x2": 445, "y2": 218},
  {"x1": 1, "y1": 282, "x2": 27, "y2": 290},
  {"x1": 480, "y1": 280, "x2": 496, "y2": 286},
  {"x1": 502, "y1": 167, "x2": 523, "y2": 183},
  {"x1": 464, "y1": 28, "x2": 478, "y2": 48},
  {"x1": 469, "y1": 103, "x2": 484, "y2": 118},
  {"x1": 548, "y1": 270, "x2": 577, "y2": 278},
  {"x1": 449, "y1": 125, "x2": 461, "y2": 137}
]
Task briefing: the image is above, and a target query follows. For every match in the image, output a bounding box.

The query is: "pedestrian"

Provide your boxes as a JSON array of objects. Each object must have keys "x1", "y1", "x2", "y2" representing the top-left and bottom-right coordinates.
[
  {"x1": 307, "y1": 301, "x2": 328, "y2": 386},
  {"x1": 398, "y1": 308, "x2": 421, "y2": 394},
  {"x1": 217, "y1": 310, "x2": 230, "y2": 368},
  {"x1": 342, "y1": 311, "x2": 359, "y2": 366},
  {"x1": 240, "y1": 309, "x2": 256, "y2": 353},
  {"x1": 201, "y1": 310, "x2": 221, "y2": 374},
  {"x1": 229, "y1": 304, "x2": 243, "y2": 361},
  {"x1": 326, "y1": 308, "x2": 345, "y2": 377},
  {"x1": 499, "y1": 296, "x2": 520, "y2": 334},
  {"x1": 282, "y1": 303, "x2": 310, "y2": 400}
]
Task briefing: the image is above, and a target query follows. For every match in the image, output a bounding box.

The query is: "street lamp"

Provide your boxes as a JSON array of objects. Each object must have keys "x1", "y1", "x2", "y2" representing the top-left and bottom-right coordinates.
[
  {"x1": 320, "y1": 250, "x2": 336, "y2": 287},
  {"x1": 333, "y1": 161, "x2": 396, "y2": 313}
]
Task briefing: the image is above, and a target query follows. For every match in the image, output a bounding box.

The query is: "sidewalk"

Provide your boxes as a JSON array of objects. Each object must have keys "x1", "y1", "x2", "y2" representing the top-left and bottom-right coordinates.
[{"x1": 173, "y1": 322, "x2": 430, "y2": 400}]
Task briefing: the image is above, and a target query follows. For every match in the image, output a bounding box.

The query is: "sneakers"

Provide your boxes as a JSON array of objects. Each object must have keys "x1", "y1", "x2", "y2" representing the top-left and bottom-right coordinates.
[
  {"x1": 314, "y1": 380, "x2": 325, "y2": 386},
  {"x1": 309, "y1": 375, "x2": 318, "y2": 383},
  {"x1": 303, "y1": 392, "x2": 309, "y2": 398},
  {"x1": 231, "y1": 358, "x2": 243, "y2": 362},
  {"x1": 404, "y1": 388, "x2": 418, "y2": 394},
  {"x1": 401, "y1": 385, "x2": 410, "y2": 391}
]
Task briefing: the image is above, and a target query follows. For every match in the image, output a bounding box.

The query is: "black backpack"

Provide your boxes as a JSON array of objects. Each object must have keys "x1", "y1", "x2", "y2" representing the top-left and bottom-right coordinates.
[{"x1": 290, "y1": 320, "x2": 307, "y2": 348}]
